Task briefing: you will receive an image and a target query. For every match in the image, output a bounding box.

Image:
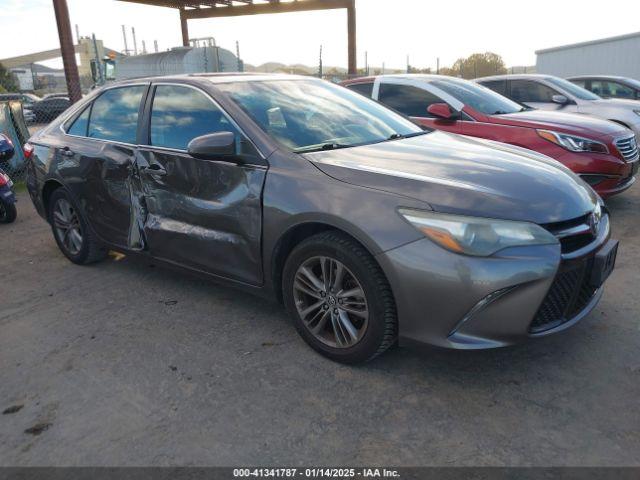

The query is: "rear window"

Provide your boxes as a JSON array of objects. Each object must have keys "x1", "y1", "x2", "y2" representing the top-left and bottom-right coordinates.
[
  {"x1": 87, "y1": 86, "x2": 146, "y2": 144},
  {"x1": 345, "y1": 82, "x2": 374, "y2": 98}
]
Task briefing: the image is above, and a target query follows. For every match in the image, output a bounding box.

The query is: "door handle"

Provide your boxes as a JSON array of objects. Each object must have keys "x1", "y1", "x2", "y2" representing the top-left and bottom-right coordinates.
[
  {"x1": 61, "y1": 147, "x2": 74, "y2": 157},
  {"x1": 143, "y1": 164, "x2": 167, "y2": 176}
]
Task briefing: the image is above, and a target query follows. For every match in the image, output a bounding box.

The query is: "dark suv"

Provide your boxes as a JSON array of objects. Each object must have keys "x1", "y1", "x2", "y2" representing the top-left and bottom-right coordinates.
[{"x1": 25, "y1": 74, "x2": 617, "y2": 363}]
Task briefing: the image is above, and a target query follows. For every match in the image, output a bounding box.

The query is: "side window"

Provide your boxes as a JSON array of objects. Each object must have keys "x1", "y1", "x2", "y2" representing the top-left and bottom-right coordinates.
[
  {"x1": 378, "y1": 83, "x2": 443, "y2": 117},
  {"x1": 346, "y1": 82, "x2": 374, "y2": 98},
  {"x1": 67, "y1": 106, "x2": 91, "y2": 137},
  {"x1": 88, "y1": 86, "x2": 146, "y2": 144},
  {"x1": 482, "y1": 80, "x2": 507, "y2": 96},
  {"x1": 597, "y1": 81, "x2": 635, "y2": 99},
  {"x1": 510, "y1": 80, "x2": 558, "y2": 103},
  {"x1": 571, "y1": 79, "x2": 587, "y2": 89},
  {"x1": 150, "y1": 85, "x2": 240, "y2": 151}
]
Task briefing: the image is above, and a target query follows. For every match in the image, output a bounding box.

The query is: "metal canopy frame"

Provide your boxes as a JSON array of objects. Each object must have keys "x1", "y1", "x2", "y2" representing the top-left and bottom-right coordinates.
[{"x1": 116, "y1": 0, "x2": 357, "y2": 74}]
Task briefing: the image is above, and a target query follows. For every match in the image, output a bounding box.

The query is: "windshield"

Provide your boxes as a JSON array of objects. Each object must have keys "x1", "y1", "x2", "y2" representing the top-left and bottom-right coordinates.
[
  {"x1": 432, "y1": 79, "x2": 525, "y2": 115},
  {"x1": 215, "y1": 79, "x2": 425, "y2": 152},
  {"x1": 546, "y1": 77, "x2": 601, "y2": 100}
]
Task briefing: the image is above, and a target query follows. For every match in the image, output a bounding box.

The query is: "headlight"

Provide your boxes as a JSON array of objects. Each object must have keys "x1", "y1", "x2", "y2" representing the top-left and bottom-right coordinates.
[
  {"x1": 399, "y1": 209, "x2": 558, "y2": 257},
  {"x1": 537, "y1": 129, "x2": 609, "y2": 154}
]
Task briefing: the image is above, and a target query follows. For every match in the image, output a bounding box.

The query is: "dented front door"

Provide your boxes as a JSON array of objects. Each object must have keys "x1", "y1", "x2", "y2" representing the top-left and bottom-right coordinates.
[{"x1": 135, "y1": 148, "x2": 266, "y2": 285}]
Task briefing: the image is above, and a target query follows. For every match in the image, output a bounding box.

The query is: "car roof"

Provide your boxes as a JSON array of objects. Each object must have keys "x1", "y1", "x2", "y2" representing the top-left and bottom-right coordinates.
[
  {"x1": 345, "y1": 73, "x2": 470, "y2": 84},
  {"x1": 112, "y1": 72, "x2": 313, "y2": 86},
  {"x1": 566, "y1": 75, "x2": 632, "y2": 81},
  {"x1": 476, "y1": 74, "x2": 553, "y2": 82}
]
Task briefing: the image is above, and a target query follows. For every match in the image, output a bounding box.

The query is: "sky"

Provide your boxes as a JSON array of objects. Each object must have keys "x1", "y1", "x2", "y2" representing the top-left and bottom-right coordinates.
[{"x1": 1, "y1": 0, "x2": 639, "y2": 71}]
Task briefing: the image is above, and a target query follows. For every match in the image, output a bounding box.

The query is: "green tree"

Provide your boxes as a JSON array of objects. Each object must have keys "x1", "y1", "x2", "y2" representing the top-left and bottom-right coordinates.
[
  {"x1": 451, "y1": 52, "x2": 507, "y2": 79},
  {"x1": 0, "y1": 62, "x2": 18, "y2": 92}
]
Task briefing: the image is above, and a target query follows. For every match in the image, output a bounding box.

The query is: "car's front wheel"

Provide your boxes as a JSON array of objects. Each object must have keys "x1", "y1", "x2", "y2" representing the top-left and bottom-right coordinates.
[
  {"x1": 283, "y1": 231, "x2": 397, "y2": 363},
  {"x1": 48, "y1": 189, "x2": 107, "y2": 264}
]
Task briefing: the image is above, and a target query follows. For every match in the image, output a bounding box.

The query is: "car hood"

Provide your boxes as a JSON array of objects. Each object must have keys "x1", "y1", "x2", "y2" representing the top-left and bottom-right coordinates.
[
  {"x1": 306, "y1": 131, "x2": 598, "y2": 225},
  {"x1": 487, "y1": 109, "x2": 627, "y2": 139}
]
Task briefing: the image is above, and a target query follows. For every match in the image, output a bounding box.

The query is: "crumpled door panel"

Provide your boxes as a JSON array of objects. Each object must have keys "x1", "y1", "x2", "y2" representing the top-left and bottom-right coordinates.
[{"x1": 135, "y1": 149, "x2": 266, "y2": 285}]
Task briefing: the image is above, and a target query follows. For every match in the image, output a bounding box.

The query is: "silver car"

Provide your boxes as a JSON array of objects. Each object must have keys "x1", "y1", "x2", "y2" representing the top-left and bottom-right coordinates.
[
  {"x1": 24, "y1": 74, "x2": 618, "y2": 363},
  {"x1": 477, "y1": 74, "x2": 640, "y2": 139}
]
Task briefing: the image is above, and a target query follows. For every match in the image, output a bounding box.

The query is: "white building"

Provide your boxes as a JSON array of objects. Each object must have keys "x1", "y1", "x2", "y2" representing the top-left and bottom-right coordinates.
[{"x1": 536, "y1": 31, "x2": 640, "y2": 79}]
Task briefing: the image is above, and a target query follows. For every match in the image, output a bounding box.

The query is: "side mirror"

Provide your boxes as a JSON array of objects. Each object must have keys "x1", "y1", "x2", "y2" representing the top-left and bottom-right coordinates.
[
  {"x1": 427, "y1": 103, "x2": 457, "y2": 120},
  {"x1": 187, "y1": 131, "x2": 236, "y2": 160},
  {"x1": 551, "y1": 94, "x2": 569, "y2": 105}
]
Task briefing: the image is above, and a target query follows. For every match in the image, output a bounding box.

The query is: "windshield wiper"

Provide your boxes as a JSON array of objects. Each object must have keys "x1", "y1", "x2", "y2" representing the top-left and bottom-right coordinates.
[
  {"x1": 387, "y1": 131, "x2": 430, "y2": 141},
  {"x1": 294, "y1": 143, "x2": 350, "y2": 153}
]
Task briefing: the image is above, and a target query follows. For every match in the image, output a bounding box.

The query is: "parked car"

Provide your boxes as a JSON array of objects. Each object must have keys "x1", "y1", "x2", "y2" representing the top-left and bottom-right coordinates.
[
  {"x1": 476, "y1": 74, "x2": 640, "y2": 139},
  {"x1": 30, "y1": 96, "x2": 71, "y2": 123},
  {"x1": 0, "y1": 92, "x2": 41, "y2": 108},
  {"x1": 42, "y1": 92, "x2": 70, "y2": 100},
  {"x1": 342, "y1": 75, "x2": 638, "y2": 197},
  {"x1": 0, "y1": 93, "x2": 41, "y2": 123},
  {"x1": 0, "y1": 134, "x2": 17, "y2": 223},
  {"x1": 568, "y1": 76, "x2": 640, "y2": 101},
  {"x1": 25, "y1": 74, "x2": 617, "y2": 363}
]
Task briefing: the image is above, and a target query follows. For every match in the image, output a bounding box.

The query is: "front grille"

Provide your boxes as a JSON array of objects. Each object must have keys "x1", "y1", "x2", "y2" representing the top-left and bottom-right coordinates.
[
  {"x1": 543, "y1": 213, "x2": 596, "y2": 254},
  {"x1": 530, "y1": 259, "x2": 597, "y2": 333},
  {"x1": 615, "y1": 135, "x2": 639, "y2": 162}
]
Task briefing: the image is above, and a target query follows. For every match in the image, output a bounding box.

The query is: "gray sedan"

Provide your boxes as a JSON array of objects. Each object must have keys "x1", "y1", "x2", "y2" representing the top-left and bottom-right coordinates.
[
  {"x1": 24, "y1": 74, "x2": 617, "y2": 363},
  {"x1": 477, "y1": 74, "x2": 640, "y2": 139}
]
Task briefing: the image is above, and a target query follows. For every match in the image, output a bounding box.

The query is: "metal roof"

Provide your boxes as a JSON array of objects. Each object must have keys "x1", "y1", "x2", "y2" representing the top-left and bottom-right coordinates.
[
  {"x1": 116, "y1": 0, "x2": 350, "y2": 11},
  {"x1": 536, "y1": 31, "x2": 640, "y2": 55}
]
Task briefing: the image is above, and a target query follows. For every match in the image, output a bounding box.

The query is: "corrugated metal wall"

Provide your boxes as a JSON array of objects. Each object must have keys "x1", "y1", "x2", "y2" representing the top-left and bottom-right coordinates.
[{"x1": 536, "y1": 34, "x2": 640, "y2": 79}]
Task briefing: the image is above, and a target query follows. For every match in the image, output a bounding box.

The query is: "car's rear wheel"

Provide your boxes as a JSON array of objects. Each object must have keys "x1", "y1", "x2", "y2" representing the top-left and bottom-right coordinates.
[
  {"x1": 283, "y1": 231, "x2": 397, "y2": 363},
  {"x1": 0, "y1": 199, "x2": 17, "y2": 223},
  {"x1": 48, "y1": 189, "x2": 107, "y2": 264}
]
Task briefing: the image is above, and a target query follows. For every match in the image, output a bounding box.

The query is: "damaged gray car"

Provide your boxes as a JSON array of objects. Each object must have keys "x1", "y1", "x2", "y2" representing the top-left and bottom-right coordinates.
[{"x1": 25, "y1": 74, "x2": 618, "y2": 363}]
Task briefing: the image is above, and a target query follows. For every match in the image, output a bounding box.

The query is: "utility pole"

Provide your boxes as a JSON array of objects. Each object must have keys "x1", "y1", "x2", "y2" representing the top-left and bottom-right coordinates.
[
  {"x1": 142, "y1": 40, "x2": 147, "y2": 54},
  {"x1": 406, "y1": 55, "x2": 410, "y2": 74},
  {"x1": 154, "y1": 40, "x2": 158, "y2": 53},
  {"x1": 92, "y1": 33, "x2": 104, "y2": 84},
  {"x1": 122, "y1": 25, "x2": 129, "y2": 55},
  {"x1": 318, "y1": 45, "x2": 323, "y2": 78},
  {"x1": 382, "y1": 62, "x2": 385, "y2": 75},
  {"x1": 132, "y1": 27, "x2": 138, "y2": 55},
  {"x1": 74, "y1": 24, "x2": 80, "y2": 44},
  {"x1": 364, "y1": 51, "x2": 368, "y2": 75},
  {"x1": 236, "y1": 41, "x2": 242, "y2": 72},
  {"x1": 437, "y1": 57, "x2": 440, "y2": 75},
  {"x1": 52, "y1": 0, "x2": 82, "y2": 103}
]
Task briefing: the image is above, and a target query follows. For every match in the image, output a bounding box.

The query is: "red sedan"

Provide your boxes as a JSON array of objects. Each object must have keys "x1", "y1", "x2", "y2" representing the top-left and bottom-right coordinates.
[{"x1": 342, "y1": 75, "x2": 638, "y2": 198}]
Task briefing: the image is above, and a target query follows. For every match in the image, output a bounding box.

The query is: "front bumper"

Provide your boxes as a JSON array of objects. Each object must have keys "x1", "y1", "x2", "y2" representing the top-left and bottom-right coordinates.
[{"x1": 376, "y1": 214, "x2": 614, "y2": 349}]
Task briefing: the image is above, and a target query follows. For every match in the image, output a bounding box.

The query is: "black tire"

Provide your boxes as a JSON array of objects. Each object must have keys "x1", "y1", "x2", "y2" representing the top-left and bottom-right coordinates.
[
  {"x1": 47, "y1": 188, "x2": 107, "y2": 265},
  {"x1": 283, "y1": 231, "x2": 397, "y2": 364},
  {"x1": 0, "y1": 199, "x2": 17, "y2": 223}
]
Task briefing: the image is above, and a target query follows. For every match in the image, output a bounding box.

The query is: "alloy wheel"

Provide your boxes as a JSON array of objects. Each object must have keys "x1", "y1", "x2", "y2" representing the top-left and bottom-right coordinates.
[
  {"x1": 293, "y1": 256, "x2": 369, "y2": 348},
  {"x1": 53, "y1": 198, "x2": 83, "y2": 256}
]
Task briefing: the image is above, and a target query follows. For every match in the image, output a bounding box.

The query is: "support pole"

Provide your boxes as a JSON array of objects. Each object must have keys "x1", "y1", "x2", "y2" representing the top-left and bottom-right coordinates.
[
  {"x1": 52, "y1": 0, "x2": 82, "y2": 103},
  {"x1": 180, "y1": 9, "x2": 189, "y2": 47},
  {"x1": 346, "y1": 0, "x2": 357, "y2": 75}
]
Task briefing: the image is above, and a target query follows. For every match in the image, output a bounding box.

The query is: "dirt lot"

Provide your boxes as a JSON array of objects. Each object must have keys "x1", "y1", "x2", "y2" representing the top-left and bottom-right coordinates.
[{"x1": 1, "y1": 187, "x2": 639, "y2": 466}]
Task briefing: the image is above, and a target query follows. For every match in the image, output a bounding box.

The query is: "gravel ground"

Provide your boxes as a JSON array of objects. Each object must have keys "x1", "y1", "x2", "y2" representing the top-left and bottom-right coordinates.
[{"x1": 1, "y1": 188, "x2": 639, "y2": 466}]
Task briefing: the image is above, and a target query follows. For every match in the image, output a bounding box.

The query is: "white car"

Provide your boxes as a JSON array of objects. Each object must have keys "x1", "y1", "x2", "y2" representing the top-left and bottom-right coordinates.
[{"x1": 477, "y1": 74, "x2": 640, "y2": 139}]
